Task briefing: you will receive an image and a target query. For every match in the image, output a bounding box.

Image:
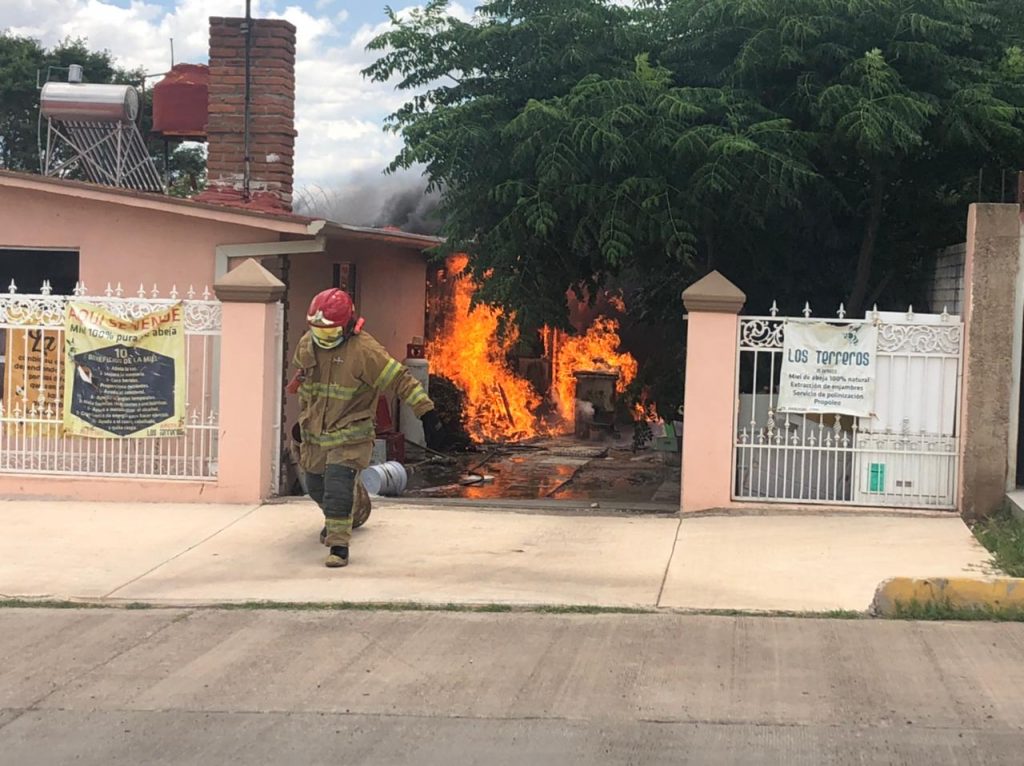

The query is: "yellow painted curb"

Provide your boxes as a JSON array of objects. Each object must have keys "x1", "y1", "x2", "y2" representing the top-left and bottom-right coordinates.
[{"x1": 872, "y1": 577, "x2": 1024, "y2": 615}]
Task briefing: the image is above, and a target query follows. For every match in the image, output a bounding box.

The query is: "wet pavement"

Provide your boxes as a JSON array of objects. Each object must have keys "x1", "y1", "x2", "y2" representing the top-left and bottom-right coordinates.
[{"x1": 403, "y1": 436, "x2": 680, "y2": 507}]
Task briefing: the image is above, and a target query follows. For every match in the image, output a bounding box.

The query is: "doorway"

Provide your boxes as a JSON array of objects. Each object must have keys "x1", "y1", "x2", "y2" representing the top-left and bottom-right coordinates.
[{"x1": 0, "y1": 248, "x2": 80, "y2": 295}]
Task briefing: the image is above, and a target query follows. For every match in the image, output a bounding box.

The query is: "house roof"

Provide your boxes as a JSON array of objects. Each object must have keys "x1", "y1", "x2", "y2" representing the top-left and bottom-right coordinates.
[
  {"x1": 0, "y1": 170, "x2": 443, "y2": 251},
  {"x1": 313, "y1": 221, "x2": 443, "y2": 250}
]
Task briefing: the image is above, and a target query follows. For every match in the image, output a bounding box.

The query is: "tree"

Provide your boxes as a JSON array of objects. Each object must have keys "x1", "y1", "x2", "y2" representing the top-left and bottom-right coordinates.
[
  {"x1": 165, "y1": 145, "x2": 208, "y2": 198},
  {"x1": 0, "y1": 35, "x2": 144, "y2": 172},
  {"x1": 365, "y1": 0, "x2": 652, "y2": 330},
  {"x1": 660, "y1": 0, "x2": 1024, "y2": 313},
  {"x1": 0, "y1": 34, "x2": 41, "y2": 171},
  {"x1": 365, "y1": 0, "x2": 1024, "y2": 326}
]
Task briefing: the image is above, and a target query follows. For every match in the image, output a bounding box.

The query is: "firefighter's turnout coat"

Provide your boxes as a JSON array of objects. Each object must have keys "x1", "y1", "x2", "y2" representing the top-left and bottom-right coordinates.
[{"x1": 293, "y1": 330, "x2": 434, "y2": 474}]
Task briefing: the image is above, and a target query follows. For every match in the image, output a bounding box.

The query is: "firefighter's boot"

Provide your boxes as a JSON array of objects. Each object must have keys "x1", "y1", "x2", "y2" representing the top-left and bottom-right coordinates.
[{"x1": 325, "y1": 546, "x2": 349, "y2": 568}]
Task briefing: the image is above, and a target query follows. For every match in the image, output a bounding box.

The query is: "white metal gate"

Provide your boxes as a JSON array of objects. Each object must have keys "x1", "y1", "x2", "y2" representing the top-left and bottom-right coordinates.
[
  {"x1": 733, "y1": 304, "x2": 963, "y2": 510},
  {"x1": 0, "y1": 281, "x2": 221, "y2": 480}
]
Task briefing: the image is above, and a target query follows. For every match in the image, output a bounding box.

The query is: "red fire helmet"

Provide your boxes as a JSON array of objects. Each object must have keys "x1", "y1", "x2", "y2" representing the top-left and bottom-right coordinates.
[{"x1": 307, "y1": 288, "x2": 354, "y2": 328}]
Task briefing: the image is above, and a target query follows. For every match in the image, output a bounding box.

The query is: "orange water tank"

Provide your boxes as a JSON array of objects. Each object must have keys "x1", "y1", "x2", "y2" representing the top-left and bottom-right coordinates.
[{"x1": 151, "y1": 63, "x2": 209, "y2": 139}]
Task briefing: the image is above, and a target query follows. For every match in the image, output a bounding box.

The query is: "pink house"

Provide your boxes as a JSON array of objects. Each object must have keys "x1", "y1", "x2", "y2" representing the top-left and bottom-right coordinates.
[
  {"x1": 0, "y1": 16, "x2": 440, "y2": 502},
  {"x1": 0, "y1": 14, "x2": 442, "y2": 362},
  {"x1": 0, "y1": 169, "x2": 439, "y2": 483}
]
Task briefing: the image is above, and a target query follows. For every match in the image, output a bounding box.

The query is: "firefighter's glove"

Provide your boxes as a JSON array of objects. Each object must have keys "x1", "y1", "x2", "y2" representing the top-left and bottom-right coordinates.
[
  {"x1": 286, "y1": 371, "x2": 305, "y2": 395},
  {"x1": 421, "y1": 409, "x2": 446, "y2": 452}
]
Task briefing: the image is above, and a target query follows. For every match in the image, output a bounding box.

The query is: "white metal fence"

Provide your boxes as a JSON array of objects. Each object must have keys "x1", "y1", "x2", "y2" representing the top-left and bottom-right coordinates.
[
  {"x1": 733, "y1": 303, "x2": 963, "y2": 510},
  {"x1": 0, "y1": 281, "x2": 221, "y2": 480}
]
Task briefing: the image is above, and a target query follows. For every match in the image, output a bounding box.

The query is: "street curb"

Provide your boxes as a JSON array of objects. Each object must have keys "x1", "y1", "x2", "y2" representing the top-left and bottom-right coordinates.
[
  {"x1": 871, "y1": 576, "x2": 1024, "y2": 615},
  {"x1": 0, "y1": 597, "x2": 866, "y2": 619}
]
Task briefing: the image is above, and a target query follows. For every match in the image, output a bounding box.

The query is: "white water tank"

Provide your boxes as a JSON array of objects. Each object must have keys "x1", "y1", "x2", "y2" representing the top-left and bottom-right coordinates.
[
  {"x1": 400, "y1": 358, "x2": 430, "y2": 448},
  {"x1": 40, "y1": 82, "x2": 140, "y2": 123}
]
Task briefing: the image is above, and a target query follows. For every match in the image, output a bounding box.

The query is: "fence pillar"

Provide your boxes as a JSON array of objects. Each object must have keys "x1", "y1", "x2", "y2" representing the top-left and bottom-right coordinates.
[
  {"x1": 681, "y1": 272, "x2": 746, "y2": 513},
  {"x1": 959, "y1": 203, "x2": 1023, "y2": 519},
  {"x1": 214, "y1": 258, "x2": 285, "y2": 503}
]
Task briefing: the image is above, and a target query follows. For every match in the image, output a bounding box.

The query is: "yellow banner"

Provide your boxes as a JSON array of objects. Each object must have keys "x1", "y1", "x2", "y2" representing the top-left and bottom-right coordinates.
[
  {"x1": 62, "y1": 302, "x2": 186, "y2": 438},
  {"x1": 3, "y1": 328, "x2": 62, "y2": 434}
]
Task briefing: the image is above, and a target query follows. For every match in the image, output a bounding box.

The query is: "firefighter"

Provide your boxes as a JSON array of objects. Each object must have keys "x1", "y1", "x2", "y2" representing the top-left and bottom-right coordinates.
[{"x1": 287, "y1": 288, "x2": 445, "y2": 568}]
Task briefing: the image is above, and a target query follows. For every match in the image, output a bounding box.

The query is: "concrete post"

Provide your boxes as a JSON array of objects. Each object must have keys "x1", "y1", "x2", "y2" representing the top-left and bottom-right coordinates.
[
  {"x1": 214, "y1": 258, "x2": 285, "y2": 503},
  {"x1": 681, "y1": 272, "x2": 746, "y2": 513},
  {"x1": 959, "y1": 203, "x2": 1023, "y2": 519}
]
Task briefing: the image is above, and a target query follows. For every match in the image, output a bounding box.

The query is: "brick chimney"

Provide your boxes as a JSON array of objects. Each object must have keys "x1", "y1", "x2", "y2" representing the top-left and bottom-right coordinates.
[{"x1": 196, "y1": 16, "x2": 297, "y2": 212}]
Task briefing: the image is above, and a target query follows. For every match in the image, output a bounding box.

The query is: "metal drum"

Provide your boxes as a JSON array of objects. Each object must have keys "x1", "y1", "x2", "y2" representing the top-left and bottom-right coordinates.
[
  {"x1": 361, "y1": 461, "x2": 408, "y2": 497},
  {"x1": 40, "y1": 82, "x2": 140, "y2": 123}
]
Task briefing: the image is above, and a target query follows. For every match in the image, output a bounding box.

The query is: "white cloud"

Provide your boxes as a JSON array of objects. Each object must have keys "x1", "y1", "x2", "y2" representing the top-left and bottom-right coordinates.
[
  {"x1": 3, "y1": 0, "x2": 249, "y2": 72},
  {"x1": 1, "y1": 0, "x2": 474, "y2": 192}
]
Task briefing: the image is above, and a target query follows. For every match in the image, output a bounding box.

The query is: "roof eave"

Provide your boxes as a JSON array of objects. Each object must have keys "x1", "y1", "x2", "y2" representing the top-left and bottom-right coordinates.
[
  {"x1": 315, "y1": 221, "x2": 444, "y2": 251},
  {"x1": 0, "y1": 170, "x2": 313, "y2": 235}
]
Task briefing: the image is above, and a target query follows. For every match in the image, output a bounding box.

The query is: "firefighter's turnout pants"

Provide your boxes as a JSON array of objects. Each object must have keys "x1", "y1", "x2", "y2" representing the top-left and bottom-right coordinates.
[
  {"x1": 293, "y1": 329, "x2": 434, "y2": 548},
  {"x1": 302, "y1": 438, "x2": 373, "y2": 548}
]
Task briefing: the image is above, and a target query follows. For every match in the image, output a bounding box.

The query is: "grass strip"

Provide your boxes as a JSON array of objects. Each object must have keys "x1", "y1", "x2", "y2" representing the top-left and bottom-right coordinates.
[
  {"x1": 890, "y1": 598, "x2": 1024, "y2": 622},
  {"x1": 972, "y1": 508, "x2": 1024, "y2": 577}
]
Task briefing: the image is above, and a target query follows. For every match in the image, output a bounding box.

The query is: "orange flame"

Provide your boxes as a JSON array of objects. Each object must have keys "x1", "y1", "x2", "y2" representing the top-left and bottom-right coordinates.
[
  {"x1": 427, "y1": 255, "x2": 638, "y2": 442},
  {"x1": 633, "y1": 401, "x2": 663, "y2": 423},
  {"x1": 632, "y1": 385, "x2": 663, "y2": 423},
  {"x1": 426, "y1": 255, "x2": 546, "y2": 442}
]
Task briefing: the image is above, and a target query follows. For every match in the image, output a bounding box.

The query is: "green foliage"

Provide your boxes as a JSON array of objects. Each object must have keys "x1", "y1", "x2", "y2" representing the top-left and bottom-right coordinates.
[
  {"x1": 366, "y1": 0, "x2": 651, "y2": 330},
  {"x1": 0, "y1": 34, "x2": 42, "y2": 171},
  {"x1": 365, "y1": 0, "x2": 1024, "y2": 329},
  {"x1": 891, "y1": 598, "x2": 1024, "y2": 622},
  {"x1": 166, "y1": 145, "x2": 208, "y2": 198},
  {"x1": 973, "y1": 508, "x2": 1024, "y2": 577},
  {"x1": 657, "y1": 0, "x2": 1024, "y2": 311}
]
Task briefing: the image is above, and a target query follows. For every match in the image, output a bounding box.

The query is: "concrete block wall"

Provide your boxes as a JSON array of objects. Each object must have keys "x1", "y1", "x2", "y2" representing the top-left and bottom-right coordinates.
[{"x1": 930, "y1": 242, "x2": 966, "y2": 315}]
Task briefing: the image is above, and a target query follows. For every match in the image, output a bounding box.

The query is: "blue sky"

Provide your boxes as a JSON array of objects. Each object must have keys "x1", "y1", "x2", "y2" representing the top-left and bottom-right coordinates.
[{"x1": 1, "y1": 0, "x2": 473, "y2": 196}]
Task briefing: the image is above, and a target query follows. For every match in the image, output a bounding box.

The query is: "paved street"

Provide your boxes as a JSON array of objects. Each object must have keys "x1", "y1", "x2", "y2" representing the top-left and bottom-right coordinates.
[{"x1": 1, "y1": 608, "x2": 1022, "y2": 765}]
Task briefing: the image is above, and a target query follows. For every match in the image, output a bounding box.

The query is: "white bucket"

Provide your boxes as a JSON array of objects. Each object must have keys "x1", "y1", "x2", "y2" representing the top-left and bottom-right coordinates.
[{"x1": 361, "y1": 461, "x2": 408, "y2": 497}]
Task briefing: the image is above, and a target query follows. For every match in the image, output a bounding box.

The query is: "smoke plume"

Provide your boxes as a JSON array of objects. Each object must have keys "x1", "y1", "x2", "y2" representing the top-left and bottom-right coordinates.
[{"x1": 293, "y1": 170, "x2": 442, "y2": 235}]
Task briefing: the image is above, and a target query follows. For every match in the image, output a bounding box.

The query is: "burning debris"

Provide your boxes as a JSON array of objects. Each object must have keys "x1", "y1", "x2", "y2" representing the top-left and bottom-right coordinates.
[
  {"x1": 548, "y1": 317, "x2": 637, "y2": 425},
  {"x1": 630, "y1": 386, "x2": 666, "y2": 451},
  {"x1": 424, "y1": 375, "x2": 474, "y2": 450},
  {"x1": 426, "y1": 255, "x2": 546, "y2": 442},
  {"x1": 570, "y1": 370, "x2": 619, "y2": 439},
  {"x1": 426, "y1": 255, "x2": 641, "y2": 443},
  {"x1": 633, "y1": 387, "x2": 663, "y2": 425}
]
